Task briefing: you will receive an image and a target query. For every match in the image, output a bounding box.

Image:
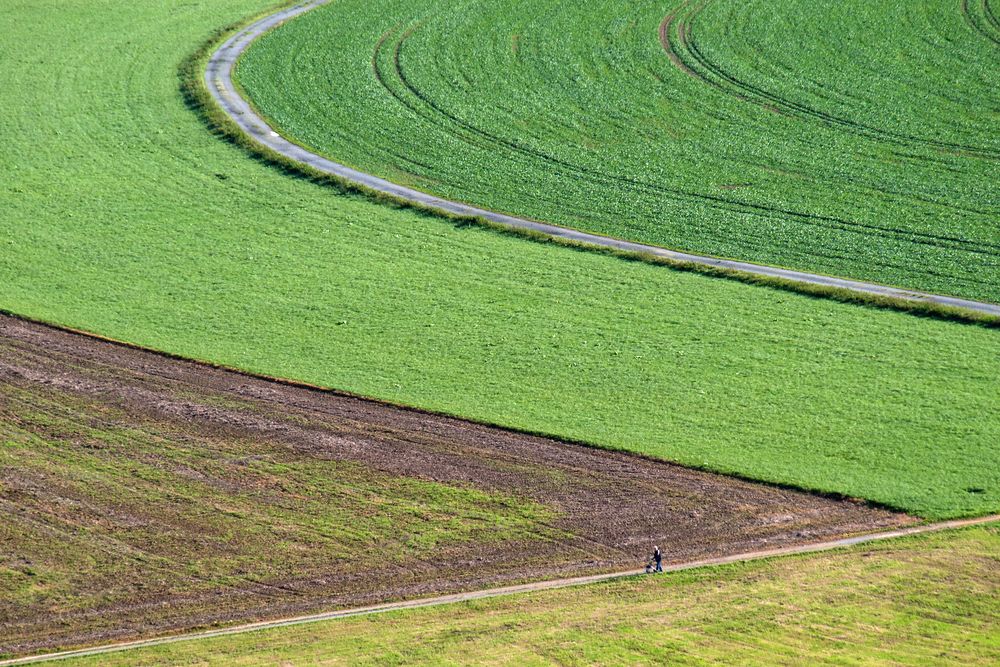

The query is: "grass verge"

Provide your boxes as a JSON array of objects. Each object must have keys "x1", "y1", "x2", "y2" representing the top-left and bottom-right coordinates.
[{"x1": 46, "y1": 525, "x2": 1000, "y2": 665}]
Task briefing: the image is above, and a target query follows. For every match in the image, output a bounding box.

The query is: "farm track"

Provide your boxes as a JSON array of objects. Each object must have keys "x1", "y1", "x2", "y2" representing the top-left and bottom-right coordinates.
[
  {"x1": 0, "y1": 314, "x2": 911, "y2": 658},
  {"x1": 4, "y1": 513, "x2": 997, "y2": 666},
  {"x1": 206, "y1": 0, "x2": 1000, "y2": 317}
]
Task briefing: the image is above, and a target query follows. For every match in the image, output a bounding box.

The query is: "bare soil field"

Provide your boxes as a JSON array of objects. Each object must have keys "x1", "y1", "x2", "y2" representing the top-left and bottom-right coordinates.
[{"x1": 0, "y1": 315, "x2": 911, "y2": 657}]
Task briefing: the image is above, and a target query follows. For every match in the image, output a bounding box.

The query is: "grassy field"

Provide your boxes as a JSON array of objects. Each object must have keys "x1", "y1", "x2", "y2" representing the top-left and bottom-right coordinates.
[
  {"x1": 0, "y1": 0, "x2": 999, "y2": 519},
  {"x1": 52, "y1": 525, "x2": 1000, "y2": 665},
  {"x1": 236, "y1": 0, "x2": 1000, "y2": 302}
]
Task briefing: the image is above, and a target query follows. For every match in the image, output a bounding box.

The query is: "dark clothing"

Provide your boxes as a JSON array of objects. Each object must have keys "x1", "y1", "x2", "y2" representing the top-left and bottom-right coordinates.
[{"x1": 653, "y1": 548, "x2": 663, "y2": 572}]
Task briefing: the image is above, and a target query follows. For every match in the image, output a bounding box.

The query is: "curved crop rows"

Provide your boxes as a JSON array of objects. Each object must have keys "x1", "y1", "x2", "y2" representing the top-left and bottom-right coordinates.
[
  {"x1": 663, "y1": 0, "x2": 1000, "y2": 159},
  {"x1": 963, "y1": 0, "x2": 1000, "y2": 45},
  {"x1": 236, "y1": 0, "x2": 1000, "y2": 302}
]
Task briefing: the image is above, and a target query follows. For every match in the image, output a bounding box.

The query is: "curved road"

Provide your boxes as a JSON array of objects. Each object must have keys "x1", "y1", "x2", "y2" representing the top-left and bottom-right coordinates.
[
  {"x1": 205, "y1": 0, "x2": 1000, "y2": 317},
  {"x1": 4, "y1": 513, "x2": 997, "y2": 666}
]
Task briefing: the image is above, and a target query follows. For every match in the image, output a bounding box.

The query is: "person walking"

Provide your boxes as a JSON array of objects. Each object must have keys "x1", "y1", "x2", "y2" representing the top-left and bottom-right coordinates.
[{"x1": 653, "y1": 545, "x2": 663, "y2": 573}]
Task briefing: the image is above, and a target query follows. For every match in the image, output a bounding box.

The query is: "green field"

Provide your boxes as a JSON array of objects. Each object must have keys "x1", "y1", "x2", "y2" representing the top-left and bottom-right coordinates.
[
  {"x1": 236, "y1": 0, "x2": 1000, "y2": 302},
  {"x1": 1, "y1": 0, "x2": 999, "y2": 519},
  {"x1": 54, "y1": 525, "x2": 1000, "y2": 665}
]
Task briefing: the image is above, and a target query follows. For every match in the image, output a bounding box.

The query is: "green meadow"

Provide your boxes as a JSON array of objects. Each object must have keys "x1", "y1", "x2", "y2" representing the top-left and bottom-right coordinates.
[
  {"x1": 237, "y1": 0, "x2": 1000, "y2": 302},
  {"x1": 55, "y1": 526, "x2": 1000, "y2": 666},
  {"x1": 0, "y1": 0, "x2": 999, "y2": 519}
]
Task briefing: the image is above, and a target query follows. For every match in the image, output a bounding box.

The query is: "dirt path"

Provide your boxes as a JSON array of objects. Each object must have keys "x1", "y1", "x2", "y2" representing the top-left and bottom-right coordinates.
[
  {"x1": 0, "y1": 314, "x2": 909, "y2": 657},
  {"x1": 4, "y1": 514, "x2": 997, "y2": 666},
  {"x1": 204, "y1": 0, "x2": 1000, "y2": 317}
]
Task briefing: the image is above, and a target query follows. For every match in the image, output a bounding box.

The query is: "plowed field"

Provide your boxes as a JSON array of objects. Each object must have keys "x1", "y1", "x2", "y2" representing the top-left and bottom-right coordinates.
[{"x1": 0, "y1": 315, "x2": 909, "y2": 656}]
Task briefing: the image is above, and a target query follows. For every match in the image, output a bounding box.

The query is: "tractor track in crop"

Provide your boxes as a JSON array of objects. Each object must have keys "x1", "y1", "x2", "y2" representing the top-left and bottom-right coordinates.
[
  {"x1": 661, "y1": 0, "x2": 1000, "y2": 160},
  {"x1": 962, "y1": 0, "x2": 1000, "y2": 46},
  {"x1": 204, "y1": 0, "x2": 1000, "y2": 317}
]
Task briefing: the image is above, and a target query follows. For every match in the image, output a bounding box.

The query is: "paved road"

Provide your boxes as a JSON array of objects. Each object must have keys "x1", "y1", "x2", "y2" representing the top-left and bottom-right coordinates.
[
  {"x1": 204, "y1": 0, "x2": 1000, "y2": 317},
  {"x1": 5, "y1": 513, "x2": 997, "y2": 666}
]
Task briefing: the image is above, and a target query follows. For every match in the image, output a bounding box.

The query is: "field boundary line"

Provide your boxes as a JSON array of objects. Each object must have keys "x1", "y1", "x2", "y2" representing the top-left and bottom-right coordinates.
[
  {"x1": 0, "y1": 308, "x2": 930, "y2": 516},
  {"x1": 200, "y1": 0, "x2": 1000, "y2": 319},
  {"x1": 4, "y1": 514, "x2": 998, "y2": 666}
]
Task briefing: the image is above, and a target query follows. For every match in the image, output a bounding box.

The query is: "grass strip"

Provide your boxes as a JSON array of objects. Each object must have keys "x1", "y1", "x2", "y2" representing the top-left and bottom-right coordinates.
[{"x1": 41, "y1": 525, "x2": 1000, "y2": 666}]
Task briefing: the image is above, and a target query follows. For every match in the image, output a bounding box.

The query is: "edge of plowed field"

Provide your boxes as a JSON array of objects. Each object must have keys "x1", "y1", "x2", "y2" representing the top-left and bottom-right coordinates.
[
  {"x1": 2, "y1": 306, "x2": 931, "y2": 517},
  {"x1": 195, "y1": 0, "x2": 1000, "y2": 325},
  {"x1": 3, "y1": 514, "x2": 997, "y2": 666}
]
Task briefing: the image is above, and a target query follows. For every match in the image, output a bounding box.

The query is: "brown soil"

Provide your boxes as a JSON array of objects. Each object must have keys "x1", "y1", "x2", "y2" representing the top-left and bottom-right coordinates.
[{"x1": 0, "y1": 314, "x2": 912, "y2": 657}]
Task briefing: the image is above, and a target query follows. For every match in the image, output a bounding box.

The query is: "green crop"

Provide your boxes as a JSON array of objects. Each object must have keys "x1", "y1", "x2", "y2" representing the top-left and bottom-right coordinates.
[
  {"x1": 0, "y1": 0, "x2": 999, "y2": 519},
  {"x1": 237, "y1": 0, "x2": 1000, "y2": 302}
]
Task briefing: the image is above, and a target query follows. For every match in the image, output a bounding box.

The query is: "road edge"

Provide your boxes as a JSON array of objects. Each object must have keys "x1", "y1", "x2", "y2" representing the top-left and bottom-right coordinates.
[{"x1": 198, "y1": 0, "x2": 1000, "y2": 323}]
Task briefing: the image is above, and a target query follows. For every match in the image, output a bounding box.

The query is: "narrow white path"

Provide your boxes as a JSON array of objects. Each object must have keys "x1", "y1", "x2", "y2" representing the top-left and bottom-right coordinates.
[
  {"x1": 204, "y1": 0, "x2": 1000, "y2": 317},
  {"x1": 5, "y1": 514, "x2": 998, "y2": 666}
]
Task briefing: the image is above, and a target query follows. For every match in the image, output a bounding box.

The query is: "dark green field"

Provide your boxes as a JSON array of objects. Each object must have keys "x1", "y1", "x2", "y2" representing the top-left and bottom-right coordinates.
[{"x1": 237, "y1": 0, "x2": 1000, "y2": 302}]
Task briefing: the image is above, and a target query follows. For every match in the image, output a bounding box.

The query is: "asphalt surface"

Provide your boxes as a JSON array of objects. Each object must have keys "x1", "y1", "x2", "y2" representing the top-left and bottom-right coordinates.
[
  {"x1": 205, "y1": 0, "x2": 1000, "y2": 317},
  {"x1": 5, "y1": 513, "x2": 997, "y2": 666}
]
